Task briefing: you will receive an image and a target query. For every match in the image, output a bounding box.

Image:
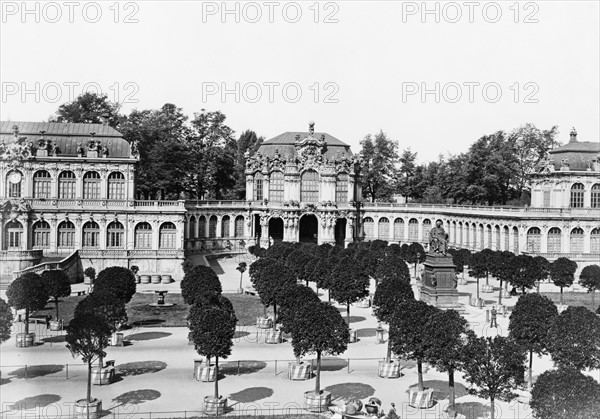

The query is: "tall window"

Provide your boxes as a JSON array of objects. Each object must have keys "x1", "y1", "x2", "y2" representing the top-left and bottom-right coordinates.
[
  {"x1": 378, "y1": 218, "x2": 389, "y2": 239},
  {"x1": 547, "y1": 227, "x2": 562, "y2": 253},
  {"x1": 107, "y1": 221, "x2": 124, "y2": 248},
  {"x1": 592, "y1": 184, "x2": 600, "y2": 208},
  {"x1": 108, "y1": 172, "x2": 125, "y2": 200},
  {"x1": 591, "y1": 228, "x2": 600, "y2": 253},
  {"x1": 235, "y1": 216, "x2": 245, "y2": 237},
  {"x1": 363, "y1": 217, "x2": 374, "y2": 239},
  {"x1": 82, "y1": 221, "x2": 100, "y2": 247},
  {"x1": 5, "y1": 220, "x2": 22, "y2": 249},
  {"x1": 269, "y1": 171, "x2": 284, "y2": 202},
  {"x1": 83, "y1": 171, "x2": 101, "y2": 199},
  {"x1": 300, "y1": 170, "x2": 319, "y2": 202},
  {"x1": 513, "y1": 227, "x2": 519, "y2": 254},
  {"x1": 32, "y1": 220, "x2": 50, "y2": 249},
  {"x1": 189, "y1": 216, "x2": 196, "y2": 239},
  {"x1": 57, "y1": 220, "x2": 75, "y2": 248},
  {"x1": 208, "y1": 216, "x2": 217, "y2": 238},
  {"x1": 254, "y1": 173, "x2": 263, "y2": 201},
  {"x1": 393, "y1": 218, "x2": 404, "y2": 241},
  {"x1": 504, "y1": 226, "x2": 510, "y2": 251},
  {"x1": 33, "y1": 170, "x2": 51, "y2": 198},
  {"x1": 408, "y1": 218, "x2": 419, "y2": 241},
  {"x1": 336, "y1": 173, "x2": 348, "y2": 202},
  {"x1": 198, "y1": 216, "x2": 206, "y2": 237},
  {"x1": 570, "y1": 228, "x2": 584, "y2": 253},
  {"x1": 570, "y1": 183, "x2": 584, "y2": 208},
  {"x1": 159, "y1": 222, "x2": 176, "y2": 248},
  {"x1": 458, "y1": 222, "x2": 463, "y2": 246},
  {"x1": 486, "y1": 225, "x2": 492, "y2": 249},
  {"x1": 495, "y1": 225, "x2": 501, "y2": 250},
  {"x1": 221, "y1": 215, "x2": 230, "y2": 237},
  {"x1": 526, "y1": 227, "x2": 541, "y2": 252},
  {"x1": 58, "y1": 171, "x2": 76, "y2": 199},
  {"x1": 135, "y1": 222, "x2": 152, "y2": 249},
  {"x1": 6, "y1": 170, "x2": 22, "y2": 198},
  {"x1": 422, "y1": 219, "x2": 432, "y2": 241}
]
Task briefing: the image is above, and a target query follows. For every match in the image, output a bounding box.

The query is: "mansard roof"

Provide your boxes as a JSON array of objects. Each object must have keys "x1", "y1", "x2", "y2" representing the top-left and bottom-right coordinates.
[
  {"x1": 258, "y1": 130, "x2": 352, "y2": 160},
  {"x1": 548, "y1": 140, "x2": 599, "y2": 171}
]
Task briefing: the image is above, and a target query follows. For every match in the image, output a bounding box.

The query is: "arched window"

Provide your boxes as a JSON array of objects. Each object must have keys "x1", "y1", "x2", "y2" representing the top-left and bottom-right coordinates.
[
  {"x1": 378, "y1": 217, "x2": 389, "y2": 239},
  {"x1": 336, "y1": 173, "x2": 348, "y2": 202},
  {"x1": 526, "y1": 227, "x2": 541, "y2": 252},
  {"x1": 458, "y1": 222, "x2": 463, "y2": 246},
  {"x1": 592, "y1": 184, "x2": 600, "y2": 208},
  {"x1": 235, "y1": 215, "x2": 245, "y2": 237},
  {"x1": 57, "y1": 220, "x2": 75, "y2": 248},
  {"x1": 4, "y1": 220, "x2": 22, "y2": 249},
  {"x1": 107, "y1": 221, "x2": 124, "y2": 248},
  {"x1": 591, "y1": 228, "x2": 600, "y2": 253},
  {"x1": 486, "y1": 225, "x2": 492, "y2": 249},
  {"x1": 479, "y1": 224, "x2": 485, "y2": 250},
  {"x1": 135, "y1": 222, "x2": 152, "y2": 249},
  {"x1": 83, "y1": 171, "x2": 101, "y2": 199},
  {"x1": 208, "y1": 216, "x2": 217, "y2": 238},
  {"x1": 198, "y1": 216, "x2": 206, "y2": 238},
  {"x1": 547, "y1": 227, "x2": 562, "y2": 253},
  {"x1": 504, "y1": 226, "x2": 510, "y2": 251},
  {"x1": 570, "y1": 183, "x2": 584, "y2": 208},
  {"x1": 408, "y1": 218, "x2": 419, "y2": 241},
  {"x1": 221, "y1": 215, "x2": 230, "y2": 237},
  {"x1": 570, "y1": 227, "x2": 584, "y2": 253},
  {"x1": 189, "y1": 216, "x2": 196, "y2": 239},
  {"x1": 33, "y1": 170, "x2": 51, "y2": 198},
  {"x1": 253, "y1": 173, "x2": 263, "y2": 201},
  {"x1": 108, "y1": 172, "x2": 125, "y2": 200},
  {"x1": 58, "y1": 171, "x2": 76, "y2": 199},
  {"x1": 270, "y1": 171, "x2": 284, "y2": 203},
  {"x1": 422, "y1": 219, "x2": 432, "y2": 241},
  {"x1": 495, "y1": 225, "x2": 501, "y2": 250},
  {"x1": 82, "y1": 221, "x2": 100, "y2": 248},
  {"x1": 363, "y1": 217, "x2": 374, "y2": 239},
  {"x1": 6, "y1": 170, "x2": 23, "y2": 198},
  {"x1": 465, "y1": 224, "x2": 470, "y2": 248},
  {"x1": 393, "y1": 218, "x2": 404, "y2": 241},
  {"x1": 300, "y1": 170, "x2": 319, "y2": 202},
  {"x1": 32, "y1": 220, "x2": 50, "y2": 249},
  {"x1": 513, "y1": 226, "x2": 519, "y2": 253},
  {"x1": 159, "y1": 222, "x2": 176, "y2": 248}
]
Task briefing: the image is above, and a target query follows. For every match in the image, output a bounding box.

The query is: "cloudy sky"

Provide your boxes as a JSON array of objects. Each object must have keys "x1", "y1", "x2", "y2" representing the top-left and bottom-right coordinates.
[{"x1": 1, "y1": 1, "x2": 598, "y2": 162}]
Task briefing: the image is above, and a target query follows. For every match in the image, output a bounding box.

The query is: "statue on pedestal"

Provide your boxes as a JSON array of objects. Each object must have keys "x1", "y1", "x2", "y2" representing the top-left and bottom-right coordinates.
[{"x1": 429, "y1": 220, "x2": 449, "y2": 255}]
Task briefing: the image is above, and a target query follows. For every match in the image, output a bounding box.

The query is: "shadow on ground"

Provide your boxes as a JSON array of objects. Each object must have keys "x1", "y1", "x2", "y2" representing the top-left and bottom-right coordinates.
[
  {"x1": 454, "y1": 402, "x2": 491, "y2": 419},
  {"x1": 8, "y1": 365, "x2": 64, "y2": 379},
  {"x1": 406, "y1": 380, "x2": 468, "y2": 401},
  {"x1": 117, "y1": 361, "x2": 167, "y2": 377},
  {"x1": 220, "y1": 361, "x2": 267, "y2": 376},
  {"x1": 125, "y1": 332, "x2": 172, "y2": 341},
  {"x1": 355, "y1": 328, "x2": 377, "y2": 338},
  {"x1": 324, "y1": 383, "x2": 375, "y2": 400},
  {"x1": 6, "y1": 394, "x2": 61, "y2": 410},
  {"x1": 229, "y1": 387, "x2": 274, "y2": 403},
  {"x1": 130, "y1": 319, "x2": 166, "y2": 327},
  {"x1": 42, "y1": 335, "x2": 66, "y2": 343},
  {"x1": 319, "y1": 357, "x2": 348, "y2": 372},
  {"x1": 111, "y1": 389, "x2": 161, "y2": 408}
]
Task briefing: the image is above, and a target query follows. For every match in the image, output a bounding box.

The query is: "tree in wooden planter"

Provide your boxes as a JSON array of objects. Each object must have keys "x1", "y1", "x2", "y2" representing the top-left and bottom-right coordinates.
[
  {"x1": 6, "y1": 272, "x2": 49, "y2": 346},
  {"x1": 547, "y1": 306, "x2": 600, "y2": 371},
  {"x1": 308, "y1": 253, "x2": 339, "y2": 300},
  {"x1": 288, "y1": 300, "x2": 350, "y2": 412},
  {"x1": 41, "y1": 270, "x2": 71, "y2": 330},
  {"x1": 0, "y1": 298, "x2": 14, "y2": 344},
  {"x1": 264, "y1": 241, "x2": 297, "y2": 262},
  {"x1": 579, "y1": 264, "x2": 600, "y2": 311},
  {"x1": 508, "y1": 293, "x2": 558, "y2": 388},
  {"x1": 530, "y1": 367, "x2": 600, "y2": 419},
  {"x1": 506, "y1": 255, "x2": 537, "y2": 296},
  {"x1": 65, "y1": 311, "x2": 112, "y2": 418},
  {"x1": 181, "y1": 265, "x2": 222, "y2": 305},
  {"x1": 84, "y1": 267, "x2": 96, "y2": 285},
  {"x1": 550, "y1": 257, "x2": 578, "y2": 306},
  {"x1": 329, "y1": 257, "x2": 370, "y2": 337},
  {"x1": 236, "y1": 262, "x2": 247, "y2": 293},
  {"x1": 188, "y1": 302, "x2": 237, "y2": 414},
  {"x1": 94, "y1": 266, "x2": 137, "y2": 304},
  {"x1": 461, "y1": 335, "x2": 526, "y2": 419}
]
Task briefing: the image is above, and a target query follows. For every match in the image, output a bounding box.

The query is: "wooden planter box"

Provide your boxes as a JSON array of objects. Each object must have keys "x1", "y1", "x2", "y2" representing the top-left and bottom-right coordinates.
[
  {"x1": 109, "y1": 332, "x2": 124, "y2": 347},
  {"x1": 75, "y1": 398, "x2": 102, "y2": 419},
  {"x1": 408, "y1": 386, "x2": 434, "y2": 409},
  {"x1": 304, "y1": 390, "x2": 331, "y2": 413},
  {"x1": 349, "y1": 329, "x2": 358, "y2": 343},
  {"x1": 196, "y1": 363, "x2": 216, "y2": 382},
  {"x1": 135, "y1": 275, "x2": 141, "y2": 284},
  {"x1": 161, "y1": 274, "x2": 173, "y2": 284},
  {"x1": 481, "y1": 284, "x2": 494, "y2": 293},
  {"x1": 91, "y1": 367, "x2": 115, "y2": 385},
  {"x1": 256, "y1": 317, "x2": 272, "y2": 329},
  {"x1": 151, "y1": 275, "x2": 161, "y2": 284},
  {"x1": 288, "y1": 362, "x2": 312, "y2": 380},
  {"x1": 203, "y1": 396, "x2": 226, "y2": 415},
  {"x1": 502, "y1": 289, "x2": 511, "y2": 299},
  {"x1": 377, "y1": 360, "x2": 402, "y2": 378},
  {"x1": 16, "y1": 332, "x2": 35, "y2": 347},
  {"x1": 265, "y1": 329, "x2": 282, "y2": 344},
  {"x1": 140, "y1": 275, "x2": 151, "y2": 284},
  {"x1": 49, "y1": 319, "x2": 63, "y2": 331}
]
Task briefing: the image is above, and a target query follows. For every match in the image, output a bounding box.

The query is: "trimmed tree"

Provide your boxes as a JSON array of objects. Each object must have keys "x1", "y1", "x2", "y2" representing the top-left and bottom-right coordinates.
[
  {"x1": 550, "y1": 257, "x2": 578, "y2": 305},
  {"x1": 94, "y1": 266, "x2": 137, "y2": 303},
  {"x1": 0, "y1": 298, "x2": 14, "y2": 344},
  {"x1": 532, "y1": 256, "x2": 550, "y2": 292},
  {"x1": 508, "y1": 293, "x2": 558, "y2": 388},
  {"x1": 329, "y1": 257, "x2": 370, "y2": 325},
  {"x1": 579, "y1": 264, "x2": 600, "y2": 310},
  {"x1": 461, "y1": 335, "x2": 526, "y2": 419},
  {"x1": 468, "y1": 251, "x2": 488, "y2": 300},
  {"x1": 388, "y1": 300, "x2": 437, "y2": 391},
  {"x1": 406, "y1": 242, "x2": 426, "y2": 278},
  {"x1": 181, "y1": 265, "x2": 222, "y2": 305},
  {"x1": 41, "y1": 270, "x2": 71, "y2": 320},
  {"x1": 286, "y1": 248, "x2": 315, "y2": 286},
  {"x1": 508, "y1": 255, "x2": 537, "y2": 295},
  {"x1": 374, "y1": 254, "x2": 410, "y2": 285},
  {"x1": 547, "y1": 306, "x2": 600, "y2": 371},
  {"x1": 530, "y1": 367, "x2": 600, "y2": 419},
  {"x1": 490, "y1": 251, "x2": 515, "y2": 305},
  {"x1": 6, "y1": 272, "x2": 49, "y2": 335},
  {"x1": 236, "y1": 262, "x2": 247, "y2": 293}
]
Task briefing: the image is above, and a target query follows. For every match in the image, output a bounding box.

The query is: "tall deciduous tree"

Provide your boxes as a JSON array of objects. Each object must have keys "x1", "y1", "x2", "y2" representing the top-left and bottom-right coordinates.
[
  {"x1": 41, "y1": 270, "x2": 71, "y2": 320},
  {"x1": 51, "y1": 92, "x2": 123, "y2": 127},
  {"x1": 6, "y1": 273, "x2": 49, "y2": 335},
  {"x1": 396, "y1": 147, "x2": 417, "y2": 198},
  {"x1": 180, "y1": 265, "x2": 222, "y2": 305},
  {"x1": 508, "y1": 293, "x2": 558, "y2": 388},
  {"x1": 360, "y1": 131, "x2": 398, "y2": 202},
  {"x1": 0, "y1": 298, "x2": 14, "y2": 344},
  {"x1": 579, "y1": 264, "x2": 600, "y2": 310},
  {"x1": 550, "y1": 257, "x2": 578, "y2": 305},
  {"x1": 329, "y1": 257, "x2": 370, "y2": 325},
  {"x1": 373, "y1": 253, "x2": 410, "y2": 285},
  {"x1": 94, "y1": 266, "x2": 137, "y2": 304},
  {"x1": 230, "y1": 130, "x2": 263, "y2": 199}
]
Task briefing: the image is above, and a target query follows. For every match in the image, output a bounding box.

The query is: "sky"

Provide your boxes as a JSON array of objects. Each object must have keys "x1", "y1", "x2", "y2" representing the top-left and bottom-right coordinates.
[{"x1": 1, "y1": 0, "x2": 598, "y2": 162}]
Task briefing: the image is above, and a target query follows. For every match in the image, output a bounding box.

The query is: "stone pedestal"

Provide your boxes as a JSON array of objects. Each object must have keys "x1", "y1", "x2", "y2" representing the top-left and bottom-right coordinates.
[{"x1": 419, "y1": 252, "x2": 461, "y2": 310}]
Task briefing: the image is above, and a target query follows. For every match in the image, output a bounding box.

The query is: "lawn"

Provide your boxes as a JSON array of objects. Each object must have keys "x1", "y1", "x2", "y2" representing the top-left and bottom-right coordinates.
[{"x1": 540, "y1": 291, "x2": 598, "y2": 312}]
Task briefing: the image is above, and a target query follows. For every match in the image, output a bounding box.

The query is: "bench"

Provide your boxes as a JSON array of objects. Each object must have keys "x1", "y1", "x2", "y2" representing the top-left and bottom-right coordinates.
[
  {"x1": 28, "y1": 315, "x2": 51, "y2": 325},
  {"x1": 71, "y1": 290, "x2": 87, "y2": 296}
]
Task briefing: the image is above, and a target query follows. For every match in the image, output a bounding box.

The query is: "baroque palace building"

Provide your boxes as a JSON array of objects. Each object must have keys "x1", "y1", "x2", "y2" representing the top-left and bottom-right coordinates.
[{"x1": 1, "y1": 120, "x2": 599, "y2": 286}]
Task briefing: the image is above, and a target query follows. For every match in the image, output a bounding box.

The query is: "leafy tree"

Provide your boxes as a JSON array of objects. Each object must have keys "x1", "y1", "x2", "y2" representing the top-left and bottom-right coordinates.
[
  {"x1": 579, "y1": 264, "x2": 600, "y2": 310},
  {"x1": 388, "y1": 300, "x2": 437, "y2": 391},
  {"x1": 308, "y1": 254, "x2": 338, "y2": 298},
  {"x1": 0, "y1": 298, "x2": 14, "y2": 344},
  {"x1": 360, "y1": 131, "x2": 399, "y2": 202},
  {"x1": 188, "y1": 302, "x2": 237, "y2": 401},
  {"x1": 51, "y1": 92, "x2": 123, "y2": 127},
  {"x1": 329, "y1": 257, "x2": 370, "y2": 325},
  {"x1": 508, "y1": 293, "x2": 558, "y2": 388},
  {"x1": 530, "y1": 367, "x2": 600, "y2": 419},
  {"x1": 405, "y1": 242, "x2": 426, "y2": 278},
  {"x1": 547, "y1": 306, "x2": 600, "y2": 370},
  {"x1": 41, "y1": 270, "x2": 71, "y2": 320},
  {"x1": 424, "y1": 310, "x2": 471, "y2": 410},
  {"x1": 264, "y1": 241, "x2": 297, "y2": 262},
  {"x1": 489, "y1": 251, "x2": 515, "y2": 305},
  {"x1": 236, "y1": 262, "x2": 247, "y2": 292},
  {"x1": 278, "y1": 285, "x2": 321, "y2": 340},
  {"x1": 373, "y1": 254, "x2": 410, "y2": 285},
  {"x1": 65, "y1": 311, "x2": 112, "y2": 404},
  {"x1": 286, "y1": 248, "x2": 315, "y2": 286},
  {"x1": 6, "y1": 273, "x2": 49, "y2": 335},
  {"x1": 550, "y1": 257, "x2": 578, "y2": 305},
  {"x1": 396, "y1": 147, "x2": 417, "y2": 198},
  {"x1": 94, "y1": 266, "x2": 136, "y2": 303},
  {"x1": 250, "y1": 258, "x2": 296, "y2": 330},
  {"x1": 180, "y1": 265, "x2": 222, "y2": 305},
  {"x1": 507, "y1": 255, "x2": 538, "y2": 294},
  {"x1": 230, "y1": 130, "x2": 263, "y2": 199},
  {"x1": 468, "y1": 249, "x2": 494, "y2": 299},
  {"x1": 287, "y1": 300, "x2": 350, "y2": 395},
  {"x1": 461, "y1": 335, "x2": 526, "y2": 419}
]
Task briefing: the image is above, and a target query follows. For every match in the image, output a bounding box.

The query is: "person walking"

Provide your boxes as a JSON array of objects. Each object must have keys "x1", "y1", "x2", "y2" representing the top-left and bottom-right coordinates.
[{"x1": 490, "y1": 306, "x2": 498, "y2": 328}]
